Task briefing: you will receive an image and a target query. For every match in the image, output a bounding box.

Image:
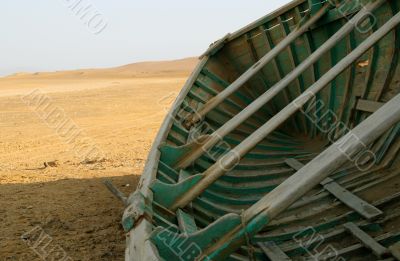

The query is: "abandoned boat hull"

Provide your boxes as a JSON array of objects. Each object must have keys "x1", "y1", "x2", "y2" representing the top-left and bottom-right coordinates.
[{"x1": 125, "y1": 0, "x2": 400, "y2": 260}]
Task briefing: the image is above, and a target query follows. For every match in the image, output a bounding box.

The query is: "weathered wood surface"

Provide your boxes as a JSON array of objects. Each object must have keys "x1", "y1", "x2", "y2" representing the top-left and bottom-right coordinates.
[
  {"x1": 344, "y1": 222, "x2": 390, "y2": 258},
  {"x1": 257, "y1": 242, "x2": 291, "y2": 261},
  {"x1": 356, "y1": 99, "x2": 385, "y2": 113},
  {"x1": 285, "y1": 158, "x2": 383, "y2": 220},
  {"x1": 125, "y1": 0, "x2": 400, "y2": 260}
]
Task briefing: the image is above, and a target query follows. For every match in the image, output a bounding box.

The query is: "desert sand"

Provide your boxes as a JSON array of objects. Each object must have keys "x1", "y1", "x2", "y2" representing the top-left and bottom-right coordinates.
[{"x1": 0, "y1": 57, "x2": 198, "y2": 260}]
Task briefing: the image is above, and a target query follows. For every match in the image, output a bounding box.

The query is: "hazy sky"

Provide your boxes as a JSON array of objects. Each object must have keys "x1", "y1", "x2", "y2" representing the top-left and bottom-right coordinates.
[{"x1": 1, "y1": 0, "x2": 292, "y2": 76}]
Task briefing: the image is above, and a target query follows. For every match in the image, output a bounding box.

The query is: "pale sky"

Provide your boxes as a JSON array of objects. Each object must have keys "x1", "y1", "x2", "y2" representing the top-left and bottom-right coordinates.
[{"x1": 1, "y1": 0, "x2": 293, "y2": 76}]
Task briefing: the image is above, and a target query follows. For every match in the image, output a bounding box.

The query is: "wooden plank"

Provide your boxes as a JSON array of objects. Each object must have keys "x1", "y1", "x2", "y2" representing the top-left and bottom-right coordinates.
[
  {"x1": 285, "y1": 158, "x2": 383, "y2": 220},
  {"x1": 344, "y1": 222, "x2": 390, "y2": 258},
  {"x1": 389, "y1": 242, "x2": 400, "y2": 260},
  {"x1": 176, "y1": 209, "x2": 197, "y2": 235},
  {"x1": 315, "y1": 229, "x2": 400, "y2": 261},
  {"x1": 257, "y1": 242, "x2": 291, "y2": 261},
  {"x1": 323, "y1": 180, "x2": 383, "y2": 220},
  {"x1": 356, "y1": 99, "x2": 384, "y2": 113},
  {"x1": 103, "y1": 180, "x2": 128, "y2": 205},
  {"x1": 285, "y1": 158, "x2": 305, "y2": 171}
]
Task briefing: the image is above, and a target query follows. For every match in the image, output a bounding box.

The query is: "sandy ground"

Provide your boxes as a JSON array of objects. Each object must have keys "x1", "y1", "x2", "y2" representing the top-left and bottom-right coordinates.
[{"x1": 0, "y1": 58, "x2": 198, "y2": 260}]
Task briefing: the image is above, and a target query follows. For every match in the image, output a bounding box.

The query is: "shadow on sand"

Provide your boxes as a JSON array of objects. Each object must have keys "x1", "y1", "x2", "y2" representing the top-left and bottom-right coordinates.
[{"x1": 0, "y1": 175, "x2": 140, "y2": 261}]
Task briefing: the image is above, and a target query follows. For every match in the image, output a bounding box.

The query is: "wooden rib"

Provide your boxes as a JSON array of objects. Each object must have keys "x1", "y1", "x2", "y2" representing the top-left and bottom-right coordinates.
[
  {"x1": 280, "y1": 15, "x2": 308, "y2": 133},
  {"x1": 263, "y1": 22, "x2": 300, "y2": 133},
  {"x1": 245, "y1": 31, "x2": 277, "y2": 117},
  {"x1": 257, "y1": 242, "x2": 291, "y2": 260}
]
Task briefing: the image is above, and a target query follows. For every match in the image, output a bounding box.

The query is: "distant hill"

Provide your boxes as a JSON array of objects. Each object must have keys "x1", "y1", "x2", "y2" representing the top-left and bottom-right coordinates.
[
  {"x1": 4, "y1": 57, "x2": 199, "y2": 79},
  {"x1": 115, "y1": 57, "x2": 199, "y2": 74}
]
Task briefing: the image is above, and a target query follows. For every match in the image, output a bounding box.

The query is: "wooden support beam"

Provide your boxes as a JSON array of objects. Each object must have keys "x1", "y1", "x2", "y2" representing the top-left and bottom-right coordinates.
[
  {"x1": 344, "y1": 222, "x2": 390, "y2": 258},
  {"x1": 356, "y1": 99, "x2": 385, "y2": 113},
  {"x1": 285, "y1": 159, "x2": 383, "y2": 220},
  {"x1": 257, "y1": 242, "x2": 291, "y2": 261}
]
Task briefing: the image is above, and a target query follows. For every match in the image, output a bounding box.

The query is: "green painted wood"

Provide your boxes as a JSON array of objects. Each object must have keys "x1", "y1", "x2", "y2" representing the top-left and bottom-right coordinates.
[
  {"x1": 150, "y1": 213, "x2": 242, "y2": 261},
  {"x1": 127, "y1": 1, "x2": 400, "y2": 260},
  {"x1": 151, "y1": 174, "x2": 204, "y2": 209}
]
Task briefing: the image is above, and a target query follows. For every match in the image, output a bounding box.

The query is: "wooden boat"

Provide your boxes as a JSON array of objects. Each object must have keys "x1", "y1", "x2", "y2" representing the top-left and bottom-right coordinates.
[{"x1": 122, "y1": 0, "x2": 400, "y2": 260}]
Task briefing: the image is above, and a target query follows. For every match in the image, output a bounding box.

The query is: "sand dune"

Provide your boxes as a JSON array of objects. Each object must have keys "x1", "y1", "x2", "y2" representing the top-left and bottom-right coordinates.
[
  {"x1": 0, "y1": 57, "x2": 198, "y2": 98},
  {"x1": 3, "y1": 57, "x2": 198, "y2": 79},
  {"x1": 114, "y1": 57, "x2": 199, "y2": 75}
]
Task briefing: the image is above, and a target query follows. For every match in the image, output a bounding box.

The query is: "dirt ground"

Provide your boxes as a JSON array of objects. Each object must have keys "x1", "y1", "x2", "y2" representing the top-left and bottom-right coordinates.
[{"x1": 0, "y1": 58, "x2": 197, "y2": 260}]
